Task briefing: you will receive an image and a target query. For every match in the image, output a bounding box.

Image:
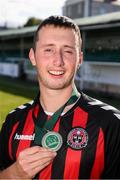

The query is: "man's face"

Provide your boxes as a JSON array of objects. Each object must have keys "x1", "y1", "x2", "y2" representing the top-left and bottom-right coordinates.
[{"x1": 29, "y1": 25, "x2": 82, "y2": 91}]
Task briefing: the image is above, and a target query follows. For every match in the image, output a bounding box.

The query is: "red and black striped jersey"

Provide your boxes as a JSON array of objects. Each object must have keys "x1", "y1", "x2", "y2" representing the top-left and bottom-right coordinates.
[{"x1": 0, "y1": 92, "x2": 120, "y2": 179}]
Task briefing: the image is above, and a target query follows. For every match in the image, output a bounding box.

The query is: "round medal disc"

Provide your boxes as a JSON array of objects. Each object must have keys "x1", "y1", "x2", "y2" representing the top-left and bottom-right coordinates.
[{"x1": 41, "y1": 131, "x2": 63, "y2": 151}]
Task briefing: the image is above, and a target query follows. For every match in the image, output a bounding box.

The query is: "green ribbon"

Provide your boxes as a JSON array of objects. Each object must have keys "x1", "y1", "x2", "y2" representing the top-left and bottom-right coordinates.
[{"x1": 34, "y1": 86, "x2": 79, "y2": 145}]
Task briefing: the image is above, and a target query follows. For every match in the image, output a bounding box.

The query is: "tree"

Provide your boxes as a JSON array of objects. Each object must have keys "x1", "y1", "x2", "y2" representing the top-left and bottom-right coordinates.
[{"x1": 24, "y1": 17, "x2": 42, "y2": 27}]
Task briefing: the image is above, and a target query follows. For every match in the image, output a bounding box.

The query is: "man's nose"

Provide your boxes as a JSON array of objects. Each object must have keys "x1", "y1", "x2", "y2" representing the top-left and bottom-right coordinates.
[{"x1": 53, "y1": 50, "x2": 64, "y2": 66}]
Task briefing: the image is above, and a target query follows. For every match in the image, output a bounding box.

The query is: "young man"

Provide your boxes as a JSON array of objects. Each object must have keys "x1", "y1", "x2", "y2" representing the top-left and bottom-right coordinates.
[{"x1": 0, "y1": 15, "x2": 120, "y2": 179}]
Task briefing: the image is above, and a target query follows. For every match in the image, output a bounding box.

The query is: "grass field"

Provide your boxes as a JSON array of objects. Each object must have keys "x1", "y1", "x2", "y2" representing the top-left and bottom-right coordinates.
[
  {"x1": 0, "y1": 76, "x2": 38, "y2": 127},
  {"x1": 0, "y1": 75, "x2": 120, "y2": 128}
]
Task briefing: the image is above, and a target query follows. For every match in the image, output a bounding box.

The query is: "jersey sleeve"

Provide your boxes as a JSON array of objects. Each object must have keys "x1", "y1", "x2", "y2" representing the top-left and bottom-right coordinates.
[
  {"x1": 0, "y1": 115, "x2": 14, "y2": 170},
  {"x1": 101, "y1": 109, "x2": 120, "y2": 178}
]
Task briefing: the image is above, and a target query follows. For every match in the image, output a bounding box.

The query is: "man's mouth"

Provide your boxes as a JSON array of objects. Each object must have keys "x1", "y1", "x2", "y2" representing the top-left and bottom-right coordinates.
[{"x1": 48, "y1": 70, "x2": 64, "y2": 76}]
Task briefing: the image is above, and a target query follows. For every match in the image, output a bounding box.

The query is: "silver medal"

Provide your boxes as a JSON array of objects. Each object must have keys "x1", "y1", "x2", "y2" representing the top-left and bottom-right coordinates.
[{"x1": 42, "y1": 131, "x2": 63, "y2": 151}]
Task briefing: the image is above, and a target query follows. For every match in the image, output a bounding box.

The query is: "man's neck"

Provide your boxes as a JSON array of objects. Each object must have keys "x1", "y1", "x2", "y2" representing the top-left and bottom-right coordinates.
[{"x1": 39, "y1": 85, "x2": 73, "y2": 113}]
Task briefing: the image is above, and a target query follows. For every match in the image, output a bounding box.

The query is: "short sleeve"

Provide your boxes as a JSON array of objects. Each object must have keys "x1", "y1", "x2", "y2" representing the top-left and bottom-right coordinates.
[{"x1": 0, "y1": 115, "x2": 14, "y2": 170}]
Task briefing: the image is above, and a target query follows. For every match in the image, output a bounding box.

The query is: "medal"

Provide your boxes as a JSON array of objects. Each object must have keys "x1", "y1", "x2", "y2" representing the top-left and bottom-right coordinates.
[{"x1": 41, "y1": 131, "x2": 63, "y2": 151}]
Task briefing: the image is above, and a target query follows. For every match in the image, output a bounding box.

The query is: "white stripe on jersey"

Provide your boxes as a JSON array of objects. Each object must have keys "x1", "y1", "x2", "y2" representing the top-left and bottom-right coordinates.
[
  {"x1": 9, "y1": 109, "x2": 16, "y2": 114},
  {"x1": 114, "y1": 113, "x2": 120, "y2": 120},
  {"x1": 18, "y1": 105, "x2": 26, "y2": 109},
  {"x1": 9, "y1": 100, "x2": 34, "y2": 114},
  {"x1": 88, "y1": 99, "x2": 104, "y2": 106},
  {"x1": 101, "y1": 105, "x2": 117, "y2": 111},
  {"x1": 28, "y1": 100, "x2": 34, "y2": 105}
]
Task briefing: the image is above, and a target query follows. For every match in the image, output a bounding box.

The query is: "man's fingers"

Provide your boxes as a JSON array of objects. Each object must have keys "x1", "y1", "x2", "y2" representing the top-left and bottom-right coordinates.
[
  {"x1": 19, "y1": 148, "x2": 56, "y2": 164},
  {"x1": 29, "y1": 156, "x2": 55, "y2": 169},
  {"x1": 19, "y1": 146, "x2": 55, "y2": 156}
]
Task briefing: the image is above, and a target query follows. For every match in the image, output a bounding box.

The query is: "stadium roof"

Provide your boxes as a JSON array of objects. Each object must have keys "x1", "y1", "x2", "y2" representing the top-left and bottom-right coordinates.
[
  {"x1": 75, "y1": 11, "x2": 120, "y2": 29},
  {"x1": 0, "y1": 26, "x2": 37, "y2": 38},
  {"x1": 0, "y1": 11, "x2": 120, "y2": 38}
]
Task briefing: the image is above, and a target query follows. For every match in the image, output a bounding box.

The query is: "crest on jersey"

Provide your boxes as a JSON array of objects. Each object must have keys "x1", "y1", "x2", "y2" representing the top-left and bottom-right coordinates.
[{"x1": 67, "y1": 127, "x2": 88, "y2": 150}]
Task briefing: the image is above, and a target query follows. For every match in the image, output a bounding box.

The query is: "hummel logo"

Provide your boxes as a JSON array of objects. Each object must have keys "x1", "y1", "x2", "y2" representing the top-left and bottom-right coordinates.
[{"x1": 14, "y1": 133, "x2": 35, "y2": 141}]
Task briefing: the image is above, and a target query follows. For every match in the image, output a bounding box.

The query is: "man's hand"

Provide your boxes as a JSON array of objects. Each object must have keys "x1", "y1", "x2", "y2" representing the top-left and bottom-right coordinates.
[{"x1": 0, "y1": 146, "x2": 57, "y2": 179}]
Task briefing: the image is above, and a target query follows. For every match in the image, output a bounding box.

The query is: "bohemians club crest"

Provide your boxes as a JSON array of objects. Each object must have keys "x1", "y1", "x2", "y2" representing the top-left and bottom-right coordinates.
[{"x1": 67, "y1": 127, "x2": 88, "y2": 150}]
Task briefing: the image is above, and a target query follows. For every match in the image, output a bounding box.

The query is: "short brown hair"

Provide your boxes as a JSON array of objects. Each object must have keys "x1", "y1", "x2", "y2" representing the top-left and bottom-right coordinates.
[{"x1": 33, "y1": 15, "x2": 81, "y2": 51}]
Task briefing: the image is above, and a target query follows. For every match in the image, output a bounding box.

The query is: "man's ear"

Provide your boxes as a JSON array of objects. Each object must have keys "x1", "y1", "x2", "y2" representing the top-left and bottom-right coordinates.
[
  {"x1": 79, "y1": 51, "x2": 83, "y2": 65},
  {"x1": 29, "y1": 48, "x2": 36, "y2": 66},
  {"x1": 77, "y1": 51, "x2": 83, "y2": 69}
]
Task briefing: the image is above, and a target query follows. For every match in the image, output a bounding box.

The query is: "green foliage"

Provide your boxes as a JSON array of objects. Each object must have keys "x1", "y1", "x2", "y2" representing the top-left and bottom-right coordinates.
[{"x1": 24, "y1": 17, "x2": 42, "y2": 27}]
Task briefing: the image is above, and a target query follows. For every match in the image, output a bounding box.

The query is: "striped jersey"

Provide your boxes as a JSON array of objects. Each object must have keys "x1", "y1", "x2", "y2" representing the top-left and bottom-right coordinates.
[{"x1": 0, "y1": 92, "x2": 120, "y2": 179}]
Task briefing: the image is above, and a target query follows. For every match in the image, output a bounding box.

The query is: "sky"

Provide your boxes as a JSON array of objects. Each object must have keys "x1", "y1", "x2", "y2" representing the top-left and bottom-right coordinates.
[{"x1": 0, "y1": 0, "x2": 66, "y2": 27}]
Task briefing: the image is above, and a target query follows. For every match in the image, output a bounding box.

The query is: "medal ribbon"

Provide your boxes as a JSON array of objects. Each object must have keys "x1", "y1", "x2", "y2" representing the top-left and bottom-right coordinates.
[{"x1": 34, "y1": 85, "x2": 79, "y2": 145}]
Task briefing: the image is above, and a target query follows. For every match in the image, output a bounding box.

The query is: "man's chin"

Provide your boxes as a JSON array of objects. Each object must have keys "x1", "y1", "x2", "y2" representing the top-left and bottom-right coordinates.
[
  {"x1": 46, "y1": 83, "x2": 70, "y2": 90},
  {"x1": 48, "y1": 85, "x2": 66, "y2": 90}
]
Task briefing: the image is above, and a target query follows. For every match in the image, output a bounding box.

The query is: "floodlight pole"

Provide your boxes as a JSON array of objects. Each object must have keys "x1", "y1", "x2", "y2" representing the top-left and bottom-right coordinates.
[{"x1": 84, "y1": 0, "x2": 92, "y2": 17}]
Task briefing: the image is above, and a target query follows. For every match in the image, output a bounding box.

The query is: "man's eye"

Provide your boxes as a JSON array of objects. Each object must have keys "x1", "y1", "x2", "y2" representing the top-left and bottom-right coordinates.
[
  {"x1": 64, "y1": 50, "x2": 73, "y2": 54},
  {"x1": 44, "y1": 49, "x2": 52, "y2": 52}
]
